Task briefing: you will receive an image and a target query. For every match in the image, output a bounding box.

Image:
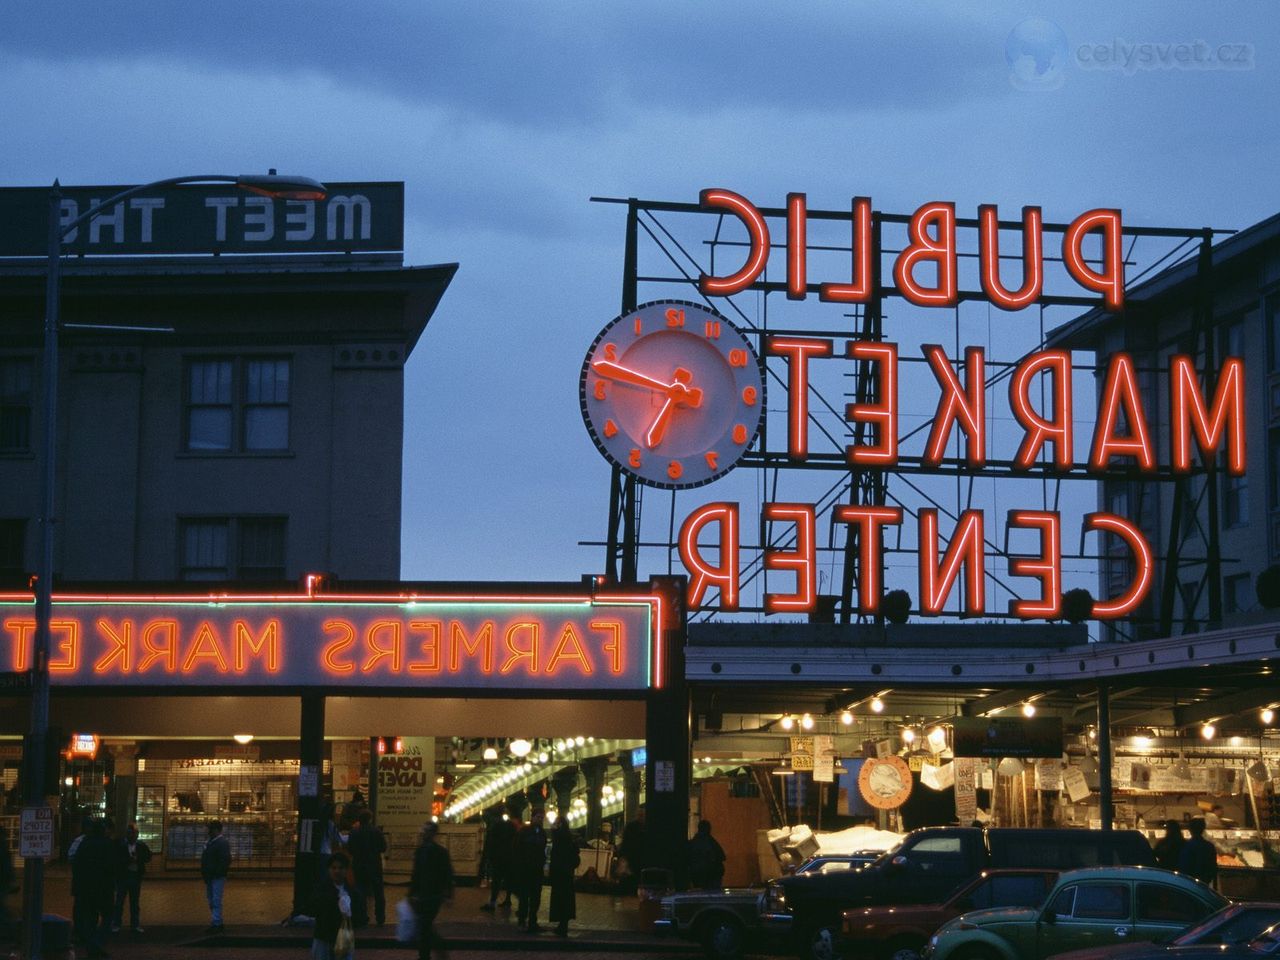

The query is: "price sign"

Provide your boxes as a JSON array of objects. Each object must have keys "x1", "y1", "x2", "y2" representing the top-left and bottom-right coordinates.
[{"x1": 20, "y1": 806, "x2": 53, "y2": 859}]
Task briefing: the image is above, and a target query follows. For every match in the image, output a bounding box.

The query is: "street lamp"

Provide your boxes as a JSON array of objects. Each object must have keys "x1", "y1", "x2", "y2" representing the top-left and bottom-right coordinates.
[{"x1": 20, "y1": 172, "x2": 325, "y2": 960}]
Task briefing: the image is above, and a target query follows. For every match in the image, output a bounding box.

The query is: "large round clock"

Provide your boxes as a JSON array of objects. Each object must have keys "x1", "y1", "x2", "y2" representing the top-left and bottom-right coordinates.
[
  {"x1": 858, "y1": 756, "x2": 913, "y2": 810},
  {"x1": 580, "y1": 300, "x2": 765, "y2": 489}
]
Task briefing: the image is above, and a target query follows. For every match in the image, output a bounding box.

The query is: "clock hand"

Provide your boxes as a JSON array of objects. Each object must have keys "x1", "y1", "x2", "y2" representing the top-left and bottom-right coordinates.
[
  {"x1": 645, "y1": 396, "x2": 678, "y2": 449},
  {"x1": 591, "y1": 360, "x2": 673, "y2": 393}
]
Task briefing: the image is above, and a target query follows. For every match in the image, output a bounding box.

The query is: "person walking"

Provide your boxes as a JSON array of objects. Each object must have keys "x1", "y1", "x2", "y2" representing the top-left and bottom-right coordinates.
[
  {"x1": 687, "y1": 819, "x2": 727, "y2": 890},
  {"x1": 347, "y1": 812, "x2": 387, "y2": 926},
  {"x1": 513, "y1": 807, "x2": 547, "y2": 933},
  {"x1": 548, "y1": 818, "x2": 580, "y2": 938},
  {"x1": 71, "y1": 818, "x2": 115, "y2": 959},
  {"x1": 618, "y1": 807, "x2": 647, "y2": 895},
  {"x1": 200, "y1": 819, "x2": 232, "y2": 932},
  {"x1": 112, "y1": 822, "x2": 153, "y2": 933},
  {"x1": 311, "y1": 852, "x2": 356, "y2": 960},
  {"x1": 1177, "y1": 818, "x2": 1219, "y2": 887},
  {"x1": 1153, "y1": 820, "x2": 1184, "y2": 871},
  {"x1": 479, "y1": 811, "x2": 515, "y2": 912},
  {"x1": 409, "y1": 821, "x2": 454, "y2": 960}
]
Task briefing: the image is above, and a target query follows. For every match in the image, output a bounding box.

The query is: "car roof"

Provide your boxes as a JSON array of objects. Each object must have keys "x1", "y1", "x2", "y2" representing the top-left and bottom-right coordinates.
[{"x1": 1055, "y1": 866, "x2": 1209, "y2": 885}]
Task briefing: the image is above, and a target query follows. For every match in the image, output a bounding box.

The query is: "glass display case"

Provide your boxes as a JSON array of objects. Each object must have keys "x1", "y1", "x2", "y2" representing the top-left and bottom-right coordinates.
[{"x1": 135, "y1": 785, "x2": 165, "y2": 853}]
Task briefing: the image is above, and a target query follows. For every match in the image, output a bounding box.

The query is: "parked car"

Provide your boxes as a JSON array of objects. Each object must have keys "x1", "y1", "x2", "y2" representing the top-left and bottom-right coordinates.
[
  {"x1": 923, "y1": 866, "x2": 1226, "y2": 960},
  {"x1": 762, "y1": 827, "x2": 1156, "y2": 960},
  {"x1": 841, "y1": 868, "x2": 1060, "y2": 960},
  {"x1": 1051, "y1": 903, "x2": 1280, "y2": 960},
  {"x1": 656, "y1": 853, "x2": 878, "y2": 959}
]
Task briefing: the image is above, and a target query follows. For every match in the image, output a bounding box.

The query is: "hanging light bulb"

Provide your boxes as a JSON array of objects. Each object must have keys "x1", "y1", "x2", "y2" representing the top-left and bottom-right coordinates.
[
  {"x1": 840, "y1": 710, "x2": 853, "y2": 726},
  {"x1": 927, "y1": 726, "x2": 948, "y2": 753},
  {"x1": 801, "y1": 713, "x2": 815, "y2": 731},
  {"x1": 482, "y1": 746, "x2": 498, "y2": 761},
  {"x1": 1201, "y1": 723, "x2": 1216, "y2": 741},
  {"x1": 780, "y1": 714, "x2": 795, "y2": 731},
  {"x1": 870, "y1": 697, "x2": 885, "y2": 714},
  {"x1": 1021, "y1": 702, "x2": 1037, "y2": 718},
  {"x1": 902, "y1": 728, "x2": 916, "y2": 745},
  {"x1": 1262, "y1": 708, "x2": 1275, "y2": 726}
]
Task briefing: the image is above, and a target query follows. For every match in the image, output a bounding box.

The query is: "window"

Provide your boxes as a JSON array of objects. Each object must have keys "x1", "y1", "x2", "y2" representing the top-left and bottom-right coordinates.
[
  {"x1": 0, "y1": 358, "x2": 34, "y2": 452},
  {"x1": 180, "y1": 517, "x2": 286, "y2": 581},
  {"x1": 1072, "y1": 883, "x2": 1130, "y2": 920},
  {"x1": 185, "y1": 357, "x2": 290, "y2": 452},
  {"x1": 1136, "y1": 883, "x2": 1211, "y2": 924},
  {"x1": 0, "y1": 519, "x2": 25, "y2": 577},
  {"x1": 1224, "y1": 472, "x2": 1248, "y2": 528},
  {"x1": 968, "y1": 874, "x2": 1055, "y2": 911},
  {"x1": 1049, "y1": 885, "x2": 1077, "y2": 916},
  {"x1": 1224, "y1": 574, "x2": 1252, "y2": 615}
]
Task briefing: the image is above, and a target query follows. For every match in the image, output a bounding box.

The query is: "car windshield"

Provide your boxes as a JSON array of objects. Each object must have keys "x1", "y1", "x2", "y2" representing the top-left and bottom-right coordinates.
[
  {"x1": 1178, "y1": 907, "x2": 1280, "y2": 947},
  {"x1": 1249, "y1": 921, "x2": 1280, "y2": 955}
]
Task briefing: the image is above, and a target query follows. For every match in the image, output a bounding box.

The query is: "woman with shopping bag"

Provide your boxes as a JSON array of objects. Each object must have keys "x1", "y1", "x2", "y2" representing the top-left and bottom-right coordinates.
[{"x1": 311, "y1": 852, "x2": 356, "y2": 960}]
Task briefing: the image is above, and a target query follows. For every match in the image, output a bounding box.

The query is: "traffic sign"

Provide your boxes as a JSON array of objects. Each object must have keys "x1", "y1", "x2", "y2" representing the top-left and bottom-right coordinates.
[{"x1": 19, "y1": 806, "x2": 53, "y2": 860}]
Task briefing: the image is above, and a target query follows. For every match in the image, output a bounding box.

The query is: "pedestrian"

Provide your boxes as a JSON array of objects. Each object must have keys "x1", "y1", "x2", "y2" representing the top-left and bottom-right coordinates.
[
  {"x1": 1176, "y1": 817, "x2": 1219, "y2": 887},
  {"x1": 513, "y1": 807, "x2": 547, "y2": 933},
  {"x1": 409, "y1": 821, "x2": 454, "y2": 960},
  {"x1": 311, "y1": 852, "x2": 356, "y2": 960},
  {"x1": 71, "y1": 818, "x2": 114, "y2": 959},
  {"x1": 112, "y1": 822, "x2": 153, "y2": 933},
  {"x1": 618, "y1": 807, "x2": 647, "y2": 894},
  {"x1": 347, "y1": 811, "x2": 387, "y2": 926},
  {"x1": 687, "y1": 819, "x2": 727, "y2": 889},
  {"x1": 200, "y1": 819, "x2": 232, "y2": 932},
  {"x1": 1153, "y1": 820, "x2": 1184, "y2": 871},
  {"x1": 479, "y1": 810, "x2": 515, "y2": 912},
  {"x1": 548, "y1": 817, "x2": 580, "y2": 938}
]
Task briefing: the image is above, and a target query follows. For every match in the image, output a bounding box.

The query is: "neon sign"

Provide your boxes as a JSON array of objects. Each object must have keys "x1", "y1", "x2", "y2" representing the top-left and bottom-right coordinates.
[
  {"x1": 584, "y1": 190, "x2": 1248, "y2": 620},
  {"x1": 0, "y1": 592, "x2": 658, "y2": 690}
]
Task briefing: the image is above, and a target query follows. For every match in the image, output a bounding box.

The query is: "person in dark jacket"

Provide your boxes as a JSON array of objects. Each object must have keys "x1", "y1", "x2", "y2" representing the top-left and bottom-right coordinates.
[
  {"x1": 618, "y1": 808, "x2": 646, "y2": 894},
  {"x1": 200, "y1": 819, "x2": 232, "y2": 932},
  {"x1": 548, "y1": 818, "x2": 580, "y2": 938},
  {"x1": 111, "y1": 822, "x2": 153, "y2": 933},
  {"x1": 311, "y1": 852, "x2": 355, "y2": 960},
  {"x1": 687, "y1": 819, "x2": 727, "y2": 889},
  {"x1": 409, "y1": 821, "x2": 454, "y2": 960},
  {"x1": 346, "y1": 812, "x2": 387, "y2": 926},
  {"x1": 71, "y1": 818, "x2": 115, "y2": 958},
  {"x1": 1177, "y1": 817, "x2": 1219, "y2": 886},
  {"x1": 1153, "y1": 820, "x2": 1184, "y2": 871},
  {"x1": 480, "y1": 811, "x2": 516, "y2": 912},
  {"x1": 512, "y1": 807, "x2": 547, "y2": 932}
]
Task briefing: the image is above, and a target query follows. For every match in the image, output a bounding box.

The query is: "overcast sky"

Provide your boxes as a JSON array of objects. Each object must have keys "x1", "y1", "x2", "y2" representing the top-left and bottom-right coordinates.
[{"x1": 4, "y1": 2, "x2": 1277, "y2": 609}]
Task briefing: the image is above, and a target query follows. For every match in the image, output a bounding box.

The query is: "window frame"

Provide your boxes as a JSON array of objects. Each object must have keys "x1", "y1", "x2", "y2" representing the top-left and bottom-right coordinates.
[
  {"x1": 178, "y1": 515, "x2": 287, "y2": 582},
  {"x1": 182, "y1": 355, "x2": 292, "y2": 454},
  {"x1": 0, "y1": 356, "x2": 35, "y2": 454}
]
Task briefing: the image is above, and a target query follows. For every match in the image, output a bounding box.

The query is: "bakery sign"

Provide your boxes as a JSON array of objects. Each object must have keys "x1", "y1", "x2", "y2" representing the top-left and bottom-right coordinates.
[{"x1": 581, "y1": 189, "x2": 1244, "y2": 620}]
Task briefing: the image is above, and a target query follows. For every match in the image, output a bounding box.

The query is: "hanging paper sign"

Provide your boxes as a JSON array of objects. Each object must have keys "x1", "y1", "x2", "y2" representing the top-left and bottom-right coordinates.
[
  {"x1": 1035, "y1": 759, "x2": 1063, "y2": 791},
  {"x1": 813, "y1": 736, "x2": 835, "y2": 783},
  {"x1": 875, "y1": 739, "x2": 893, "y2": 758},
  {"x1": 921, "y1": 761, "x2": 955, "y2": 791},
  {"x1": 1063, "y1": 765, "x2": 1091, "y2": 802},
  {"x1": 953, "y1": 758, "x2": 976, "y2": 822}
]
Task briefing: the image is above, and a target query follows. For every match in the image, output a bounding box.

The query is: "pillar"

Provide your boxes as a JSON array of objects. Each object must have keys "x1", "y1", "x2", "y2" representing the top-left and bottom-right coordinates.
[
  {"x1": 644, "y1": 575, "x2": 690, "y2": 887},
  {"x1": 581, "y1": 756, "x2": 607, "y2": 841},
  {"x1": 109, "y1": 743, "x2": 139, "y2": 832},
  {"x1": 1097, "y1": 683, "x2": 1113, "y2": 830},
  {"x1": 551, "y1": 766, "x2": 578, "y2": 818},
  {"x1": 291, "y1": 693, "x2": 325, "y2": 916}
]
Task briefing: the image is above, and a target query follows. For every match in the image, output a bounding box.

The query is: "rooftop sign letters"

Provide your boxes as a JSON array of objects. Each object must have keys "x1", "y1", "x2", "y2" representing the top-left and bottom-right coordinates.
[
  {"x1": 0, "y1": 592, "x2": 657, "y2": 691},
  {"x1": 0, "y1": 181, "x2": 404, "y2": 257}
]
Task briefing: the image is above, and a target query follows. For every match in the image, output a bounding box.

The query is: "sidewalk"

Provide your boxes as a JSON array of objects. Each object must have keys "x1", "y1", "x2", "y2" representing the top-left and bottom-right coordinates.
[{"x1": 9, "y1": 873, "x2": 696, "y2": 954}]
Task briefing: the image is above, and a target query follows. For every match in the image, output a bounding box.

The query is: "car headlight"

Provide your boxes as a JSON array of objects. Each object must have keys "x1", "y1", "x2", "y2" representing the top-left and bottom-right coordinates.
[{"x1": 930, "y1": 935, "x2": 939, "y2": 947}]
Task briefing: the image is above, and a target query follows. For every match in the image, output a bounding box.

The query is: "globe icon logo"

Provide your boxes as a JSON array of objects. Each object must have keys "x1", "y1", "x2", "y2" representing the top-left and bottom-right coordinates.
[{"x1": 1005, "y1": 18, "x2": 1069, "y2": 91}]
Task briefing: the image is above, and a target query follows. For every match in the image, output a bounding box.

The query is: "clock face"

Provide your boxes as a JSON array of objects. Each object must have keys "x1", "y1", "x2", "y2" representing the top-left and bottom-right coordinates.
[
  {"x1": 580, "y1": 300, "x2": 765, "y2": 489},
  {"x1": 858, "y1": 756, "x2": 913, "y2": 809}
]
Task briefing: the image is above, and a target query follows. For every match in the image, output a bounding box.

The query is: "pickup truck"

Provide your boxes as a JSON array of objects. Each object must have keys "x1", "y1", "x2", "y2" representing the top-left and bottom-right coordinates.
[{"x1": 761, "y1": 827, "x2": 1155, "y2": 960}]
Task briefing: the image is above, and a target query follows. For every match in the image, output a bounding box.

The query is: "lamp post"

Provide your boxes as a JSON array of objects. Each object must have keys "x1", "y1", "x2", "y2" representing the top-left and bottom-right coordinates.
[{"x1": 20, "y1": 172, "x2": 325, "y2": 960}]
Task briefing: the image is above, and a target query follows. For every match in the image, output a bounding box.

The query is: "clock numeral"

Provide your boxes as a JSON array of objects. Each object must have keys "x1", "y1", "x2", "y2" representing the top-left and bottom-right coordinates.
[
  {"x1": 704, "y1": 320, "x2": 721, "y2": 339},
  {"x1": 603, "y1": 342, "x2": 618, "y2": 361},
  {"x1": 704, "y1": 451, "x2": 719, "y2": 470},
  {"x1": 665, "y1": 308, "x2": 685, "y2": 328},
  {"x1": 603, "y1": 419, "x2": 619, "y2": 438},
  {"x1": 742, "y1": 386, "x2": 758, "y2": 406},
  {"x1": 728, "y1": 348, "x2": 749, "y2": 368},
  {"x1": 732, "y1": 424, "x2": 748, "y2": 445},
  {"x1": 634, "y1": 316, "x2": 643, "y2": 335},
  {"x1": 667, "y1": 460, "x2": 684, "y2": 480},
  {"x1": 629, "y1": 448, "x2": 642, "y2": 469},
  {"x1": 594, "y1": 380, "x2": 607, "y2": 401}
]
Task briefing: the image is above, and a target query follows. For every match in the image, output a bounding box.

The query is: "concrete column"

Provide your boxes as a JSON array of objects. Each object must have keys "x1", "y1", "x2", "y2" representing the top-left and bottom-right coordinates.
[
  {"x1": 108, "y1": 742, "x2": 139, "y2": 832},
  {"x1": 551, "y1": 766, "x2": 578, "y2": 818},
  {"x1": 291, "y1": 693, "x2": 325, "y2": 916},
  {"x1": 644, "y1": 576, "x2": 690, "y2": 887},
  {"x1": 1097, "y1": 683, "x2": 1114, "y2": 830},
  {"x1": 581, "y1": 756, "x2": 608, "y2": 841}
]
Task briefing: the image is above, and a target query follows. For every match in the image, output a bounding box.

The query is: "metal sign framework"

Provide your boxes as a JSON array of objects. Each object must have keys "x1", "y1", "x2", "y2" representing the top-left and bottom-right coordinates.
[{"x1": 590, "y1": 195, "x2": 1233, "y2": 635}]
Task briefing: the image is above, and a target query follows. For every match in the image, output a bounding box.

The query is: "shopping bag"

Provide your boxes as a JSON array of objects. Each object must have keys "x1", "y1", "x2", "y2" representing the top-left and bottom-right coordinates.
[
  {"x1": 334, "y1": 917, "x2": 355, "y2": 959},
  {"x1": 396, "y1": 899, "x2": 418, "y2": 944}
]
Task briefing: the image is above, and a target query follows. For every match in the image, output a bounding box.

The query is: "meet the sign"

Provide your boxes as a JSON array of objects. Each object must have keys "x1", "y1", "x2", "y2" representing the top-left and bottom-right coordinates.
[
  {"x1": 0, "y1": 593, "x2": 655, "y2": 691},
  {"x1": 953, "y1": 716, "x2": 1064, "y2": 758},
  {"x1": 0, "y1": 181, "x2": 404, "y2": 257}
]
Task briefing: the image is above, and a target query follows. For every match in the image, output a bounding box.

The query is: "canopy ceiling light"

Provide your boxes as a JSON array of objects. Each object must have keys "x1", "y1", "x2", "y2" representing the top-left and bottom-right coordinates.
[
  {"x1": 870, "y1": 697, "x2": 885, "y2": 714},
  {"x1": 233, "y1": 734, "x2": 253, "y2": 745},
  {"x1": 509, "y1": 739, "x2": 532, "y2": 758}
]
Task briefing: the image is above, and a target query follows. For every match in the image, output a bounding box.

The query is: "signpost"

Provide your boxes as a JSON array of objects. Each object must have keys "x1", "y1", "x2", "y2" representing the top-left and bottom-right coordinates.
[{"x1": 19, "y1": 806, "x2": 53, "y2": 860}]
